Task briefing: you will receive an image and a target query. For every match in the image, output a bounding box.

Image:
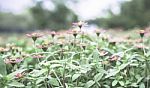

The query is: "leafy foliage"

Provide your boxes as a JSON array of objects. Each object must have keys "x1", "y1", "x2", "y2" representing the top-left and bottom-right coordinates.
[{"x1": 0, "y1": 25, "x2": 150, "y2": 88}]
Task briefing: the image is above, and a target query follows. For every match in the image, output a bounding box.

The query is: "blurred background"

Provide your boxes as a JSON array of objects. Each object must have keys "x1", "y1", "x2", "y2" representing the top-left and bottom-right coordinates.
[{"x1": 0, "y1": 0, "x2": 150, "y2": 33}]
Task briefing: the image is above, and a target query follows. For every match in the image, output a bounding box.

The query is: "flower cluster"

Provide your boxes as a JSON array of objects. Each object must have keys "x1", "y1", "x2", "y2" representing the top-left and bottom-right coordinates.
[{"x1": 4, "y1": 56, "x2": 23, "y2": 65}]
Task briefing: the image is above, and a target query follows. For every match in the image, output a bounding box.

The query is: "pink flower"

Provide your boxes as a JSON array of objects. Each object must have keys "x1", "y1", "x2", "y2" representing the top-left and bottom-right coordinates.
[
  {"x1": 36, "y1": 43, "x2": 50, "y2": 52},
  {"x1": 94, "y1": 29, "x2": 101, "y2": 36},
  {"x1": 134, "y1": 44, "x2": 148, "y2": 49},
  {"x1": 49, "y1": 31, "x2": 57, "y2": 38},
  {"x1": 138, "y1": 30, "x2": 146, "y2": 38},
  {"x1": 32, "y1": 54, "x2": 44, "y2": 59},
  {"x1": 109, "y1": 55, "x2": 121, "y2": 61},
  {"x1": 4, "y1": 57, "x2": 23, "y2": 64},
  {"x1": 15, "y1": 73, "x2": 24, "y2": 79},
  {"x1": 67, "y1": 29, "x2": 79, "y2": 38},
  {"x1": 99, "y1": 50, "x2": 108, "y2": 56},
  {"x1": 0, "y1": 47, "x2": 9, "y2": 54},
  {"x1": 72, "y1": 21, "x2": 88, "y2": 29},
  {"x1": 26, "y1": 33, "x2": 43, "y2": 41},
  {"x1": 76, "y1": 43, "x2": 87, "y2": 50}
]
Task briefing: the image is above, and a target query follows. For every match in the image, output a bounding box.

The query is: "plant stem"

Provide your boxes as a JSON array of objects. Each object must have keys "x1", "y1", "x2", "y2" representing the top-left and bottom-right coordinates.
[
  {"x1": 52, "y1": 69, "x2": 63, "y2": 87},
  {"x1": 62, "y1": 62, "x2": 66, "y2": 88},
  {"x1": 60, "y1": 49, "x2": 66, "y2": 88},
  {"x1": 34, "y1": 41, "x2": 41, "y2": 63},
  {"x1": 142, "y1": 37, "x2": 149, "y2": 88},
  {"x1": 46, "y1": 68, "x2": 51, "y2": 88},
  {"x1": 142, "y1": 38, "x2": 146, "y2": 56}
]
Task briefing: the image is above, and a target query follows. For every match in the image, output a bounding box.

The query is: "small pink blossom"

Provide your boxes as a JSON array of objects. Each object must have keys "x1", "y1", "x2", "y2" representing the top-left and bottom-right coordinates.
[
  {"x1": 0, "y1": 47, "x2": 9, "y2": 54},
  {"x1": 49, "y1": 31, "x2": 57, "y2": 38},
  {"x1": 32, "y1": 54, "x2": 44, "y2": 59},
  {"x1": 72, "y1": 21, "x2": 88, "y2": 29},
  {"x1": 109, "y1": 55, "x2": 121, "y2": 61},
  {"x1": 26, "y1": 33, "x2": 43, "y2": 41},
  {"x1": 15, "y1": 73, "x2": 24, "y2": 79},
  {"x1": 4, "y1": 57, "x2": 23, "y2": 64},
  {"x1": 99, "y1": 50, "x2": 108, "y2": 56}
]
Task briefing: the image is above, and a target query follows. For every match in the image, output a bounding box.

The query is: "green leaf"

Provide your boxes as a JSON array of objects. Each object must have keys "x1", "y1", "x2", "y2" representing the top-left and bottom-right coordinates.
[
  {"x1": 82, "y1": 35, "x2": 93, "y2": 42},
  {"x1": 119, "y1": 62, "x2": 130, "y2": 70},
  {"x1": 112, "y1": 80, "x2": 118, "y2": 86},
  {"x1": 50, "y1": 64, "x2": 62, "y2": 68},
  {"x1": 94, "y1": 72, "x2": 104, "y2": 82},
  {"x1": 103, "y1": 85, "x2": 110, "y2": 88},
  {"x1": 68, "y1": 63, "x2": 79, "y2": 70},
  {"x1": 105, "y1": 69, "x2": 120, "y2": 78},
  {"x1": 30, "y1": 69, "x2": 47, "y2": 77},
  {"x1": 72, "y1": 73, "x2": 81, "y2": 81},
  {"x1": 119, "y1": 81, "x2": 124, "y2": 86},
  {"x1": 36, "y1": 77, "x2": 45, "y2": 84},
  {"x1": 8, "y1": 81, "x2": 25, "y2": 87},
  {"x1": 0, "y1": 56, "x2": 7, "y2": 75},
  {"x1": 137, "y1": 77, "x2": 143, "y2": 83},
  {"x1": 139, "y1": 83, "x2": 145, "y2": 88},
  {"x1": 49, "y1": 78, "x2": 59, "y2": 86},
  {"x1": 0, "y1": 74, "x2": 3, "y2": 77},
  {"x1": 85, "y1": 80, "x2": 95, "y2": 88},
  {"x1": 130, "y1": 83, "x2": 138, "y2": 87},
  {"x1": 92, "y1": 50, "x2": 100, "y2": 60}
]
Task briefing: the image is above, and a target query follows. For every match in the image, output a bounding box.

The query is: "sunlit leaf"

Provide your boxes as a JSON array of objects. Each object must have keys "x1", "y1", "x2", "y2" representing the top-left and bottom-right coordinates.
[
  {"x1": 94, "y1": 72, "x2": 104, "y2": 82},
  {"x1": 49, "y1": 78, "x2": 59, "y2": 86},
  {"x1": 112, "y1": 80, "x2": 118, "y2": 86},
  {"x1": 8, "y1": 81, "x2": 25, "y2": 87},
  {"x1": 0, "y1": 57, "x2": 7, "y2": 75},
  {"x1": 139, "y1": 83, "x2": 145, "y2": 88},
  {"x1": 72, "y1": 73, "x2": 81, "y2": 81},
  {"x1": 85, "y1": 80, "x2": 95, "y2": 88},
  {"x1": 119, "y1": 81, "x2": 124, "y2": 86}
]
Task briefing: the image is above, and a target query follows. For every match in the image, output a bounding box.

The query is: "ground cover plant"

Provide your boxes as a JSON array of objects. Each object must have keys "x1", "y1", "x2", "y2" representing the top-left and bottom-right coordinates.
[{"x1": 0, "y1": 21, "x2": 150, "y2": 88}]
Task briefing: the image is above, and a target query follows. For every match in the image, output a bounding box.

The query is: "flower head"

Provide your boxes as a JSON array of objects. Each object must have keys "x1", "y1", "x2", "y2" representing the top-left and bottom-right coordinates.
[
  {"x1": 134, "y1": 38, "x2": 143, "y2": 43},
  {"x1": 109, "y1": 41, "x2": 116, "y2": 46},
  {"x1": 68, "y1": 28, "x2": 80, "y2": 38},
  {"x1": 77, "y1": 43, "x2": 87, "y2": 50},
  {"x1": 94, "y1": 29, "x2": 101, "y2": 36},
  {"x1": 139, "y1": 30, "x2": 146, "y2": 38},
  {"x1": 32, "y1": 54, "x2": 44, "y2": 59},
  {"x1": 15, "y1": 73, "x2": 24, "y2": 79},
  {"x1": 4, "y1": 57, "x2": 23, "y2": 65},
  {"x1": 134, "y1": 44, "x2": 148, "y2": 49},
  {"x1": 57, "y1": 39, "x2": 67, "y2": 48},
  {"x1": 99, "y1": 50, "x2": 108, "y2": 56},
  {"x1": 0, "y1": 47, "x2": 9, "y2": 54},
  {"x1": 49, "y1": 31, "x2": 56, "y2": 38},
  {"x1": 37, "y1": 41, "x2": 50, "y2": 52},
  {"x1": 26, "y1": 33, "x2": 43, "y2": 42},
  {"x1": 11, "y1": 46, "x2": 22, "y2": 53},
  {"x1": 101, "y1": 61, "x2": 109, "y2": 65},
  {"x1": 6, "y1": 43, "x2": 15, "y2": 50},
  {"x1": 37, "y1": 45, "x2": 48, "y2": 52},
  {"x1": 109, "y1": 55, "x2": 121, "y2": 61},
  {"x1": 101, "y1": 35, "x2": 109, "y2": 41},
  {"x1": 72, "y1": 21, "x2": 87, "y2": 29}
]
